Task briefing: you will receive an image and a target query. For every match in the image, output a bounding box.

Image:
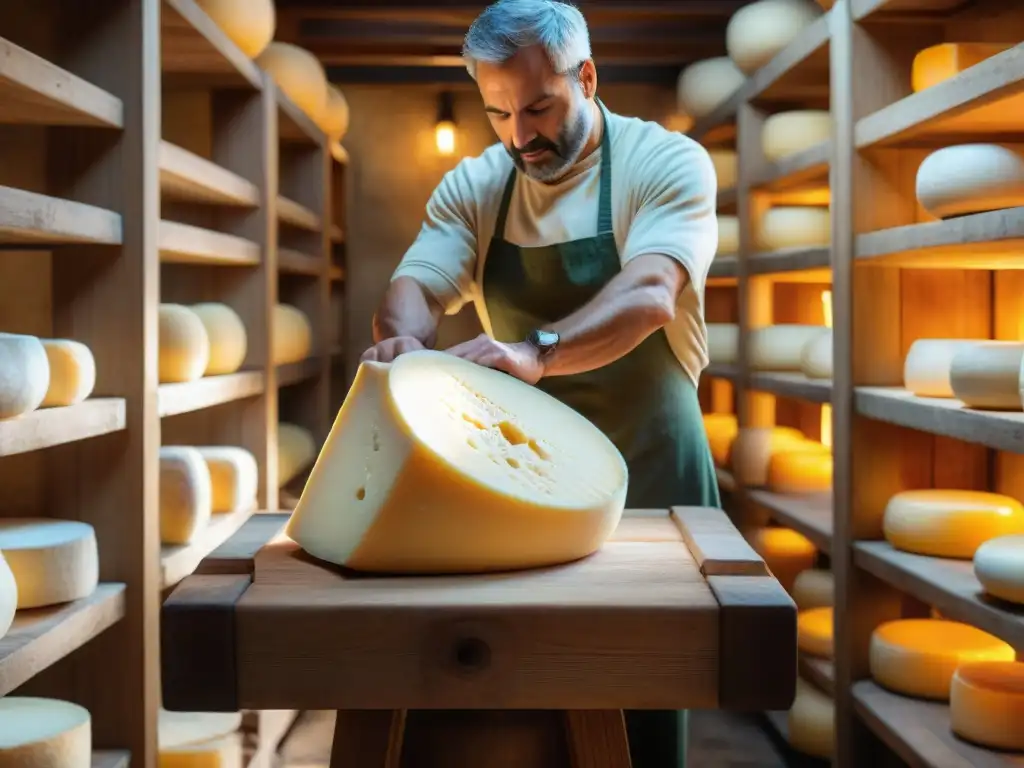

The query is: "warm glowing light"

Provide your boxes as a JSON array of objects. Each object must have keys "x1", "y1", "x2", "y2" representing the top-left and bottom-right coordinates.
[
  {"x1": 435, "y1": 120, "x2": 456, "y2": 155},
  {"x1": 822, "y1": 290, "x2": 833, "y2": 329},
  {"x1": 820, "y1": 404, "x2": 832, "y2": 450}
]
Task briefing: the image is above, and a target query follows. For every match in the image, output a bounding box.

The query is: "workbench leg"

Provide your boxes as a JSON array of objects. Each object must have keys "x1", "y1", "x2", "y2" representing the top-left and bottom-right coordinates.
[
  {"x1": 330, "y1": 710, "x2": 406, "y2": 768},
  {"x1": 565, "y1": 710, "x2": 632, "y2": 768}
]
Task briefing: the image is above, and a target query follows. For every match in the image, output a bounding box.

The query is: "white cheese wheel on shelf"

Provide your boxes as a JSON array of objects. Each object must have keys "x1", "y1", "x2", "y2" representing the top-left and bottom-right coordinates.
[
  {"x1": 190, "y1": 303, "x2": 247, "y2": 376},
  {"x1": 159, "y1": 304, "x2": 210, "y2": 384},
  {"x1": 912, "y1": 43, "x2": 1014, "y2": 93},
  {"x1": 286, "y1": 350, "x2": 629, "y2": 573},
  {"x1": 762, "y1": 110, "x2": 831, "y2": 162},
  {"x1": 950, "y1": 661, "x2": 1024, "y2": 751},
  {"x1": 0, "y1": 697, "x2": 91, "y2": 767},
  {"x1": 916, "y1": 144, "x2": 1024, "y2": 219},
  {"x1": 797, "y1": 606, "x2": 833, "y2": 658},
  {"x1": 704, "y1": 413, "x2": 738, "y2": 468},
  {"x1": 787, "y1": 679, "x2": 834, "y2": 759},
  {"x1": 195, "y1": 0, "x2": 274, "y2": 59},
  {"x1": 869, "y1": 619, "x2": 1016, "y2": 700},
  {"x1": 750, "y1": 526, "x2": 817, "y2": 594},
  {"x1": 0, "y1": 332, "x2": 50, "y2": 419},
  {"x1": 948, "y1": 341, "x2": 1024, "y2": 410},
  {"x1": 158, "y1": 709, "x2": 242, "y2": 750},
  {"x1": 768, "y1": 446, "x2": 832, "y2": 494},
  {"x1": 726, "y1": 0, "x2": 824, "y2": 75},
  {"x1": 717, "y1": 215, "x2": 739, "y2": 256},
  {"x1": 272, "y1": 304, "x2": 313, "y2": 366},
  {"x1": 749, "y1": 325, "x2": 829, "y2": 371},
  {"x1": 0, "y1": 551, "x2": 16, "y2": 640},
  {"x1": 706, "y1": 323, "x2": 739, "y2": 364},
  {"x1": 278, "y1": 422, "x2": 316, "y2": 487},
  {"x1": 40, "y1": 339, "x2": 95, "y2": 408},
  {"x1": 677, "y1": 57, "x2": 745, "y2": 120},
  {"x1": 903, "y1": 338, "x2": 976, "y2": 398},
  {"x1": 974, "y1": 534, "x2": 1024, "y2": 605},
  {"x1": 792, "y1": 568, "x2": 833, "y2": 610},
  {"x1": 319, "y1": 85, "x2": 350, "y2": 143},
  {"x1": 256, "y1": 43, "x2": 328, "y2": 123},
  {"x1": 708, "y1": 149, "x2": 738, "y2": 190},
  {"x1": 799, "y1": 330, "x2": 832, "y2": 379},
  {"x1": 0, "y1": 519, "x2": 98, "y2": 609},
  {"x1": 883, "y1": 490, "x2": 1024, "y2": 559},
  {"x1": 730, "y1": 426, "x2": 811, "y2": 486},
  {"x1": 194, "y1": 447, "x2": 258, "y2": 514},
  {"x1": 159, "y1": 446, "x2": 213, "y2": 546},
  {"x1": 758, "y1": 206, "x2": 830, "y2": 251}
]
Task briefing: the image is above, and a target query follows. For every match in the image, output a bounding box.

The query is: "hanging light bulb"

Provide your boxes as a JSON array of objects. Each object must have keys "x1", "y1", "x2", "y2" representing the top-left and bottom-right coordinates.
[{"x1": 435, "y1": 91, "x2": 456, "y2": 156}]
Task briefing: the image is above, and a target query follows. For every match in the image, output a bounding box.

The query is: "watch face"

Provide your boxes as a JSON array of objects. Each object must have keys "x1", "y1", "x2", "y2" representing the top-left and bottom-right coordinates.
[{"x1": 529, "y1": 329, "x2": 559, "y2": 353}]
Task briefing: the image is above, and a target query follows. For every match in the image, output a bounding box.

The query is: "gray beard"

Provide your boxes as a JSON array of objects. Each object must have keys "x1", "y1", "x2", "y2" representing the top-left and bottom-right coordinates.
[{"x1": 509, "y1": 101, "x2": 593, "y2": 183}]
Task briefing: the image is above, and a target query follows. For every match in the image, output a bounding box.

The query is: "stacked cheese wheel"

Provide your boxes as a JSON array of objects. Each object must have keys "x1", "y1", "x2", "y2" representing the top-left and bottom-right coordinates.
[
  {"x1": 194, "y1": 0, "x2": 275, "y2": 59},
  {"x1": 725, "y1": 0, "x2": 823, "y2": 75},
  {"x1": 749, "y1": 525, "x2": 817, "y2": 594},
  {"x1": 762, "y1": 110, "x2": 831, "y2": 162},
  {"x1": 158, "y1": 709, "x2": 244, "y2": 768},
  {"x1": 703, "y1": 413, "x2": 738, "y2": 469},
  {"x1": 902, "y1": 338, "x2": 1024, "y2": 411},
  {"x1": 0, "y1": 332, "x2": 97, "y2": 419},
  {"x1": 278, "y1": 421, "x2": 317, "y2": 487},
  {"x1": 0, "y1": 698, "x2": 94, "y2": 766},
  {"x1": 758, "y1": 206, "x2": 830, "y2": 252},
  {"x1": 676, "y1": 57, "x2": 745, "y2": 121},
  {"x1": 159, "y1": 303, "x2": 249, "y2": 383},
  {"x1": 730, "y1": 425, "x2": 830, "y2": 493},
  {"x1": 256, "y1": 42, "x2": 329, "y2": 125},
  {"x1": 273, "y1": 303, "x2": 313, "y2": 365}
]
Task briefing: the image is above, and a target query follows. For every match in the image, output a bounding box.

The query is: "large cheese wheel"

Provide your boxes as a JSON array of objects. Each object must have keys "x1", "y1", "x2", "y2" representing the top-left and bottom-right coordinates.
[
  {"x1": 159, "y1": 446, "x2": 213, "y2": 545},
  {"x1": 194, "y1": 0, "x2": 275, "y2": 59},
  {"x1": 903, "y1": 338, "x2": 976, "y2": 398},
  {"x1": 273, "y1": 304, "x2": 313, "y2": 365},
  {"x1": 256, "y1": 43, "x2": 328, "y2": 123},
  {"x1": 869, "y1": 619, "x2": 1015, "y2": 700},
  {"x1": 195, "y1": 447, "x2": 258, "y2": 514},
  {"x1": 798, "y1": 606, "x2": 833, "y2": 658},
  {"x1": 730, "y1": 426, "x2": 810, "y2": 486},
  {"x1": 916, "y1": 144, "x2": 1024, "y2": 219},
  {"x1": 708, "y1": 149, "x2": 738, "y2": 190},
  {"x1": 278, "y1": 422, "x2": 316, "y2": 487},
  {"x1": 758, "y1": 206, "x2": 830, "y2": 251},
  {"x1": 0, "y1": 519, "x2": 98, "y2": 609},
  {"x1": 40, "y1": 339, "x2": 95, "y2": 408},
  {"x1": 726, "y1": 0, "x2": 823, "y2": 75},
  {"x1": 768, "y1": 446, "x2": 832, "y2": 494},
  {"x1": 706, "y1": 323, "x2": 739, "y2": 364},
  {"x1": 762, "y1": 110, "x2": 831, "y2": 161},
  {"x1": 704, "y1": 413, "x2": 738, "y2": 467},
  {"x1": 158, "y1": 709, "x2": 242, "y2": 750},
  {"x1": 677, "y1": 57, "x2": 745, "y2": 120},
  {"x1": 950, "y1": 661, "x2": 1024, "y2": 751},
  {"x1": 159, "y1": 304, "x2": 210, "y2": 384},
  {"x1": 0, "y1": 698, "x2": 91, "y2": 767},
  {"x1": 750, "y1": 526, "x2": 817, "y2": 593},
  {"x1": 800, "y1": 330, "x2": 832, "y2": 379},
  {"x1": 912, "y1": 43, "x2": 1014, "y2": 93},
  {"x1": 0, "y1": 551, "x2": 15, "y2": 640},
  {"x1": 749, "y1": 325, "x2": 829, "y2": 371},
  {"x1": 0, "y1": 332, "x2": 49, "y2": 419},
  {"x1": 792, "y1": 568, "x2": 833, "y2": 610},
  {"x1": 319, "y1": 85, "x2": 350, "y2": 143},
  {"x1": 948, "y1": 341, "x2": 1024, "y2": 410},
  {"x1": 286, "y1": 350, "x2": 629, "y2": 573},
  {"x1": 717, "y1": 215, "x2": 739, "y2": 256},
  {"x1": 787, "y1": 679, "x2": 834, "y2": 759},
  {"x1": 883, "y1": 490, "x2": 1024, "y2": 559},
  {"x1": 190, "y1": 303, "x2": 247, "y2": 376},
  {"x1": 974, "y1": 534, "x2": 1024, "y2": 605}
]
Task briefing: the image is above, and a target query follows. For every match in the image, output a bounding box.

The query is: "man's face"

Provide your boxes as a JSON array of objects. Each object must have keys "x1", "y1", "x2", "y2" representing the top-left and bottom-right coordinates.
[{"x1": 475, "y1": 46, "x2": 594, "y2": 182}]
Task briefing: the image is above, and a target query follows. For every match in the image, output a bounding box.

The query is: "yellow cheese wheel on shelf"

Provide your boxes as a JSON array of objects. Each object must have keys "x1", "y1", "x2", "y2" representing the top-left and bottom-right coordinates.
[
  {"x1": 663, "y1": 111, "x2": 695, "y2": 134},
  {"x1": 677, "y1": 57, "x2": 745, "y2": 120},
  {"x1": 278, "y1": 422, "x2": 316, "y2": 487},
  {"x1": 793, "y1": 568, "x2": 833, "y2": 610},
  {"x1": 256, "y1": 42, "x2": 329, "y2": 123},
  {"x1": 883, "y1": 489, "x2": 1024, "y2": 559},
  {"x1": 159, "y1": 304, "x2": 210, "y2": 384},
  {"x1": 749, "y1": 325, "x2": 830, "y2": 371},
  {"x1": 195, "y1": 447, "x2": 258, "y2": 514},
  {"x1": 787, "y1": 679, "x2": 834, "y2": 759},
  {"x1": 799, "y1": 329, "x2": 832, "y2": 379},
  {"x1": 916, "y1": 144, "x2": 1024, "y2": 219},
  {"x1": 948, "y1": 341, "x2": 1024, "y2": 410},
  {"x1": 159, "y1": 734, "x2": 242, "y2": 768},
  {"x1": 0, "y1": 519, "x2": 99, "y2": 609},
  {"x1": 717, "y1": 215, "x2": 739, "y2": 256},
  {"x1": 762, "y1": 110, "x2": 831, "y2": 162},
  {"x1": 319, "y1": 84, "x2": 351, "y2": 143},
  {"x1": 758, "y1": 206, "x2": 830, "y2": 251},
  {"x1": 949, "y1": 661, "x2": 1024, "y2": 752},
  {"x1": 706, "y1": 323, "x2": 739, "y2": 364},
  {"x1": 798, "y1": 606, "x2": 833, "y2": 658},
  {"x1": 190, "y1": 303, "x2": 247, "y2": 376},
  {"x1": 0, "y1": 332, "x2": 50, "y2": 419},
  {"x1": 768, "y1": 446, "x2": 832, "y2": 494},
  {"x1": 272, "y1": 303, "x2": 313, "y2": 365},
  {"x1": 330, "y1": 141, "x2": 350, "y2": 165},
  {"x1": 159, "y1": 446, "x2": 213, "y2": 546},
  {"x1": 703, "y1": 413, "x2": 738, "y2": 468},
  {"x1": 903, "y1": 338, "x2": 977, "y2": 398},
  {"x1": 974, "y1": 534, "x2": 1024, "y2": 605},
  {"x1": 39, "y1": 339, "x2": 95, "y2": 408},
  {"x1": 750, "y1": 526, "x2": 817, "y2": 593},
  {"x1": 912, "y1": 43, "x2": 1014, "y2": 93},
  {"x1": 708, "y1": 149, "x2": 738, "y2": 190},
  {"x1": 0, "y1": 551, "x2": 16, "y2": 640},
  {"x1": 0, "y1": 698, "x2": 91, "y2": 768},
  {"x1": 869, "y1": 619, "x2": 1016, "y2": 700},
  {"x1": 730, "y1": 426, "x2": 809, "y2": 486},
  {"x1": 286, "y1": 350, "x2": 628, "y2": 574},
  {"x1": 725, "y1": 0, "x2": 823, "y2": 75},
  {"x1": 195, "y1": 0, "x2": 275, "y2": 59}
]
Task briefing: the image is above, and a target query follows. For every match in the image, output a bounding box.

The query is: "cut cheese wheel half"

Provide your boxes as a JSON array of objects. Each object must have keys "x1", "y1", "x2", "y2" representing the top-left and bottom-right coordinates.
[
  {"x1": 768, "y1": 447, "x2": 832, "y2": 494},
  {"x1": 912, "y1": 43, "x2": 1014, "y2": 93},
  {"x1": 286, "y1": 350, "x2": 628, "y2": 573},
  {"x1": 0, "y1": 519, "x2": 99, "y2": 609},
  {"x1": 948, "y1": 341, "x2": 1024, "y2": 410},
  {"x1": 725, "y1": 0, "x2": 823, "y2": 75},
  {"x1": 0, "y1": 550, "x2": 16, "y2": 640},
  {"x1": 974, "y1": 534, "x2": 1024, "y2": 605},
  {"x1": 749, "y1": 325, "x2": 829, "y2": 371},
  {"x1": 916, "y1": 144, "x2": 1024, "y2": 219},
  {"x1": 677, "y1": 57, "x2": 745, "y2": 120},
  {"x1": 950, "y1": 661, "x2": 1024, "y2": 751},
  {"x1": 717, "y1": 215, "x2": 739, "y2": 256},
  {"x1": 797, "y1": 606, "x2": 833, "y2": 658},
  {"x1": 750, "y1": 526, "x2": 817, "y2": 593},
  {"x1": 191, "y1": 303, "x2": 248, "y2": 376},
  {"x1": 799, "y1": 329, "x2": 832, "y2": 379},
  {"x1": 0, "y1": 332, "x2": 50, "y2": 420},
  {"x1": 792, "y1": 568, "x2": 833, "y2": 610},
  {"x1": 158, "y1": 709, "x2": 242, "y2": 750},
  {"x1": 40, "y1": 339, "x2": 95, "y2": 408},
  {"x1": 160, "y1": 447, "x2": 213, "y2": 545},
  {"x1": 195, "y1": 447, "x2": 258, "y2": 514},
  {"x1": 787, "y1": 679, "x2": 834, "y2": 759},
  {"x1": 758, "y1": 206, "x2": 830, "y2": 251},
  {"x1": 762, "y1": 110, "x2": 831, "y2": 162},
  {"x1": 0, "y1": 697, "x2": 91, "y2": 765},
  {"x1": 706, "y1": 323, "x2": 739, "y2": 364},
  {"x1": 903, "y1": 338, "x2": 976, "y2": 398}
]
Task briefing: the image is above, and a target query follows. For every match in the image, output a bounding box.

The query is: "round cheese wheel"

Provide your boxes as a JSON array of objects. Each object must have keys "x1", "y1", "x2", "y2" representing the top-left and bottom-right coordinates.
[
  {"x1": 750, "y1": 526, "x2": 817, "y2": 593},
  {"x1": 726, "y1": 0, "x2": 823, "y2": 75},
  {"x1": 0, "y1": 519, "x2": 98, "y2": 609},
  {"x1": 195, "y1": 446, "x2": 258, "y2": 514},
  {"x1": 974, "y1": 534, "x2": 1024, "y2": 605},
  {"x1": 749, "y1": 325, "x2": 830, "y2": 371},
  {"x1": 330, "y1": 141, "x2": 350, "y2": 165},
  {"x1": 0, "y1": 551, "x2": 16, "y2": 640},
  {"x1": 0, "y1": 698, "x2": 91, "y2": 765},
  {"x1": 158, "y1": 709, "x2": 242, "y2": 749},
  {"x1": 869, "y1": 619, "x2": 1016, "y2": 700},
  {"x1": 190, "y1": 303, "x2": 248, "y2": 376},
  {"x1": 883, "y1": 490, "x2": 1024, "y2": 559},
  {"x1": 664, "y1": 111, "x2": 695, "y2": 134},
  {"x1": 768, "y1": 447, "x2": 832, "y2": 494},
  {"x1": 0, "y1": 332, "x2": 50, "y2": 419},
  {"x1": 798, "y1": 606, "x2": 833, "y2": 658},
  {"x1": 912, "y1": 43, "x2": 1013, "y2": 93},
  {"x1": 159, "y1": 733, "x2": 242, "y2": 768},
  {"x1": 286, "y1": 350, "x2": 629, "y2": 573},
  {"x1": 319, "y1": 85, "x2": 350, "y2": 143},
  {"x1": 195, "y1": 0, "x2": 275, "y2": 59},
  {"x1": 677, "y1": 57, "x2": 745, "y2": 120},
  {"x1": 948, "y1": 341, "x2": 1024, "y2": 410},
  {"x1": 256, "y1": 42, "x2": 328, "y2": 123},
  {"x1": 950, "y1": 661, "x2": 1024, "y2": 751},
  {"x1": 903, "y1": 338, "x2": 976, "y2": 398},
  {"x1": 40, "y1": 339, "x2": 95, "y2": 408},
  {"x1": 278, "y1": 422, "x2": 316, "y2": 487},
  {"x1": 916, "y1": 144, "x2": 1024, "y2": 219},
  {"x1": 706, "y1": 323, "x2": 739, "y2": 364},
  {"x1": 159, "y1": 304, "x2": 210, "y2": 384},
  {"x1": 759, "y1": 206, "x2": 830, "y2": 251},
  {"x1": 273, "y1": 304, "x2": 313, "y2": 365},
  {"x1": 703, "y1": 413, "x2": 738, "y2": 468},
  {"x1": 792, "y1": 568, "x2": 833, "y2": 610},
  {"x1": 717, "y1": 215, "x2": 739, "y2": 256},
  {"x1": 762, "y1": 110, "x2": 831, "y2": 161},
  {"x1": 159, "y1": 446, "x2": 213, "y2": 546},
  {"x1": 787, "y1": 679, "x2": 834, "y2": 758},
  {"x1": 731, "y1": 426, "x2": 811, "y2": 486},
  {"x1": 708, "y1": 149, "x2": 738, "y2": 190},
  {"x1": 800, "y1": 330, "x2": 832, "y2": 379}
]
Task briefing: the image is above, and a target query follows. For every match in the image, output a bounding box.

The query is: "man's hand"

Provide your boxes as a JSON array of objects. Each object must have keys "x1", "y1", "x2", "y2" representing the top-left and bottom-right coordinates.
[
  {"x1": 444, "y1": 334, "x2": 545, "y2": 384},
  {"x1": 360, "y1": 335, "x2": 426, "y2": 364}
]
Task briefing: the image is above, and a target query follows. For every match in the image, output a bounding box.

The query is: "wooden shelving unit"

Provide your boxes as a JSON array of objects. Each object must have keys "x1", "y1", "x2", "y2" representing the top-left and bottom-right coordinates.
[
  {"x1": 0, "y1": 0, "x2": 349, "y2": 765},
  {"x1": 694, "y1": 1, "x2": 1024, "y2": 766}
]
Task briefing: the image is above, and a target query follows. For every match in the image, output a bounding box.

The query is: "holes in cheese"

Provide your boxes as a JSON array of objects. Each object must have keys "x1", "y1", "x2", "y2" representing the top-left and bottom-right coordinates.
[
  {"x1": 758, "y1": 206, "x2": 830, "y2": 251},
  {"x1": 0, "y1": 332, "x2": 49, "y2": 420},
  {"x1": 725, "y1": 0, "x2": 823, "y2": 76},
  {"x1": 194, "y1": 0, "x2": 275, "y2": 59},
  {"x1": 869, "y1": 619, "x2": 1015, "y2": 700},
  {"x1": 319, "y1": 85, "x2": 350, "y2": 144},
  {"x1": 974, "y1": 534, "x2": 1024, "y2": 605},
  {"x1": 160, "y1": 304, "x2": 210, "y2": 384},
  {"x1": 190, "y1": 303, "x2": 248, "y2": 376},
  {"x1": 911, "y1": 43, "x2": 1014, "y2": 93},
  {"x1": 158, "y1": 709, "x2": 243, "y2": 750},
  {"x1": 272, "y1": 304, "x2": 313, "y2": 366},
  {"x1": 799, "y1": 330, "x2": 832, "y2": 379},
  {"x1": 0, "y1": 698, "x2": 91, "y2": 766},
  {"x1": 916, "y1": 144, "x2": 1024, "y2": 219},
  {"x1": 730, "y1": 426, "x2": 810, "y2": 486},
  {"x1": 195, "y1": 447, "x2": 258, "y2": 514},
  {"x1": 768, "y1": 446, "x2": 832, "y2": 494},
  {"x1": 948, "y1": 341, "x2": 1024, "y2": 411},
  {"x1": 0, "y1": 551, "x2": 15, "y2": 640},
  {"x1": 703, "y1": 413, "x2": 738, "y2": 468},
  {"x1": 750, "y1": 526, "x2": 817, "y2": 593},
  {"x1": 286, "y1": 350, "x2": 628, "y2": 574},
  {"x1": 677, "y1": 57, "x2": 745, "y2": 120},
  {"x1": 903, "y1": 338, "x2": 976, "y2": 398},
  {"x1": 0, "y1": 519, "x2": 99, "y2": 609},
  {"x1": 787, "y1": 679, "x2": 834, "y2": 759},
  {"x1": 160, "y1": 447, "x2": 213, "y2": 546},
  {"x1": 708, "y1": 149, "x2": 738, "y2": 190},
  {"x1": 748, "y1": 325, "x2": 829, "y2": 371},
  {"x1": 883, "y1": 490, "x2": 1024, "y2": 559},
  {"x1": 797, "y1": 606, "x2": 833, "y2": 658},
  {"x1": 762, "y1": 110, "x2": 831, "y2": 162},
  {"x1": 278, "y1": 422, "x2": 316, "y2": 487},
  {"x1": 950, "y1": 661, "x2": 1024, "y2": 752},
  {"x1": 255, "y1": 42, "x2": 327, "y2": 122},
  {"x1": 717, "y1": 215, "x2": 739, "y2": 256},
  {"x1": 707, "y1": 323, "x2": 739, "y2": 364},
  {"x1": 40, "y1": 339, "x2": 96, "y2": 408},
  {"x1": 792, "y1": 568, "x2": 833, "y2": 610}
]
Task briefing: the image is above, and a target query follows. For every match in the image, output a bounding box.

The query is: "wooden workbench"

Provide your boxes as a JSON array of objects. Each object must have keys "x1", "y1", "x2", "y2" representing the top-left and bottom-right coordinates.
[{"x1": 161, "y1": 507, "x2": 797, "y2": 767}]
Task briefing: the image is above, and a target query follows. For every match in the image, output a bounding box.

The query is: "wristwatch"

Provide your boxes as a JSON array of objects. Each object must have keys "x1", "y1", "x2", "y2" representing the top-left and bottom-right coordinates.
[{"x1": 526, "y1": 328, "x2": 560, "y2": 359}]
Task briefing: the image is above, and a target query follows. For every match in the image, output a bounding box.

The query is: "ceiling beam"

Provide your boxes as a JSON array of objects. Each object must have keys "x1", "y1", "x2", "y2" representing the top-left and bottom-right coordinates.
[{"x1": 326, "y1": 62, "x2": 682, "y2": 86}]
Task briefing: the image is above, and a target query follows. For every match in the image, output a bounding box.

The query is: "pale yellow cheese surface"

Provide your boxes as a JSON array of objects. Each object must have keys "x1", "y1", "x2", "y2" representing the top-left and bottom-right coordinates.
[
  {"x1": 0, "y1": 332, "x2": 50, "y2": 420},
  {"x1": 195, "y1": 0, "x2": 275, "y2": 58},
  {"x1": 0, "y1": 551, "x2": 16, "y2": 640},
  {"x1": 255, "y1": 42, "x2": 327, "y2": 122},
  {"x1": 717, "y1": 215, "x2": 739, "y2": 256},
  {"x1": 703, "y1": 413, "x2": 738, "y2": 468},
  {"x1": 676, "y1": 57, "x2": 745, "y2": 119},
  {"x1": 0, "y1": 697, "x2": 91, "y2": 764},
  {"x1": 758, "y1": 206, "x2": 830, "y2": 252},
  {"x1": 800, "y1": 330, "x2": 832, "y2": 379},
  {"x1": 949, "y1": 661, "x2": 1024, "y2": 751},
  {"x1": 278, "y1": 422, "x2": 316, "y2": 487},
  {"x1": 903, "y1": 338, "x2": 976, "y2": 398},
  {"x1": 797, "y1": 607, "x2": 833, "y2": 659},
  {"x1": 159, "y1": 734, "x2": 242, "y2": 768},
  {"x1": 706, "y1": 323, "x2": 739, "y2": 364},
  {"x1": 0, "y1": 519, "x2": 98, "y2": 609},
  {"x1": 912, "y1": 43, "x2": 1013, "y2": 93},
  {"x1": 730, "y1": 426, "x2": 810, "y2": 486},
  {"x1": 748, "y1": 325, "x2": 829, "y2": 371},
  {"x1": 708, "y1": 150, "x2": 738, "y2": 190},
  {"x1": 916, "y1": 144, "x2": 1024, "y2": 219},
  {"x1": 159, "y1": 304, "x2": 211, "y2": 384},
  {"x1": 787, "y1": 679, "x2": 834, "y2": 759},
  {"x1": 726, "y1": 0, "x2": 823, "y2": 75},
  {"x1": 792, "y1": 568, "x2": 833, "y2": 610},
  {"x1": 40, "y1": 339, "x2": 95, "y2": 408},
  {"x1": 272, "y1": 304, "x2": 313, "y2": 366},
  {"x1": 195, "y1": 447, "x2": 258, "y2": 514},
  {"x1": 768, "y1": 447, "x2": 832, "y2": 495},
  {"x1": 762, "y1": 110, "x2": 831, "y2": 162},
  {"x1": 160, "y1": 446, "x2": 213, "y2": 545},
  {"x1": 158, "y1": 710, "x2": 242, "y2": 750},
  {"x1": 190, "y1": 304, "x2": 248, "y2": 376},
  {"x1": 750, "y1": 526, "x2": 817, "y2": 593},
  {"x1": 948, "y1": 341, "x2": 1024, "y2": 410},
  {"x1": 974, "y1": 534, "x2": 1024, "y2": 605}
]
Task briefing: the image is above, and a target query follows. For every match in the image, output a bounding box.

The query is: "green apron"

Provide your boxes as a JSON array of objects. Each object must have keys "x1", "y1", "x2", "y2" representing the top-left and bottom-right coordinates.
[{"x1": 480, "y1": 101, "x2": 721, "y2": 768}]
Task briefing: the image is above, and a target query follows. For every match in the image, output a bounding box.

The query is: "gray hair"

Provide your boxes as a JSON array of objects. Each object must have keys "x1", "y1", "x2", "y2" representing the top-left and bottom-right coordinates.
[{"x1": 462, "y1": 0, "x2": 592, "y2": 80}]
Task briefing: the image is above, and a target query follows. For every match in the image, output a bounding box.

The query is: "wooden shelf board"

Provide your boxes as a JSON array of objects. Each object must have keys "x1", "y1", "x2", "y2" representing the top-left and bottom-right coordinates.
[
  {"x1": 159, "y1": 142, "x2": 259, "y2": 207},
  {"x1": 0, "y1": 583, "x2": 126, "y2": 697},
  {"x1": 276, "y1": 89, "x2": 324, "y2": 146},
  {"x1": 0, "y1": 399, "x2": 126, "y2": 457},
  {"x1": 751, "y1": 142, "x2": 830, "y2": 191},
  {"x1": 709, "y1": 255, "x2": 738, "y2": 280},
  {"x1": 159, "y1": 220, "x2": 260, "y2": 266},
  {"x1": 748, "y1": 247, "x2": 831, "y2": 276},
  {"x1": 277, "y1": 358, "x2": 322, "y2": 388},
  {"x1": 705, "y1": 362, "x2": 739, "y2": 381},
  {"x1": 748, "y1": 372, "x2": 832, "y2": 402},
  {"x1": 277, "y1": 196, "x2": 321, "y2": 232},
  {"x1": 161, "y1": 506, "x2": 257, "y2": 589},
  {"x1": 854, "y1": 541, "x2": 1024, "y2": 653},
  {"x1": 160, "y1": 0, "x2": 263, "y2": 90},
  {"x1": 855, "y1": 387, "x2": 1024, "y2": 454},
  {"x1": 92, "y1": 752, "x2": 130, "y2": 768},
  {"x1": 330, "y1": 224, "x2": 345, "y2": 243},
  {"x1": 717, "y1": 188, "x2": 737, "y2": 211},
  {"x1": 278, "y1": 248, "x2": 323, "y2": 276},
  {"x1": 851, "y1": 0, "x2": 971, "y2": 21},
  {"x1": 195, "y1": 511, "x2": 289, "y2": 576},
  {"x1": 852, "y1": 680, "x2": 1022, "y2": 768},
  {"x1": 748, "y1": 11, "x2": 832, "y2": 104},
  {"x1": 0, "y1": 185, "x2": 122, "y2": 246},
  {"x1": 0, "y1": 37, "x2": 123, "y2": 128},
  {"x1": 748, "y1": 489, "x2": 833, "y2": 554},
  {"x1": 157, "y1": 372, "x2": 265, "y2": 418},
  {"x1": 799, "y1": 655, "x2": 835, "y2": 697},
  {"x1": 716, "y1": 467, "x2": 737, "y2": 493}
]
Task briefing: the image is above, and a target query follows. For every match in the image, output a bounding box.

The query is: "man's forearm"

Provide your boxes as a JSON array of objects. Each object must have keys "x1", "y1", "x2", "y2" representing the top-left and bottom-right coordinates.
[{"x1": 372, "y1": 276, "x2": 443, "y2": 347}]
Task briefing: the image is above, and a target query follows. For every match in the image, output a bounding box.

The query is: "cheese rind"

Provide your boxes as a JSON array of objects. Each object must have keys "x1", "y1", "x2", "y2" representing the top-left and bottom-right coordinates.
[
  {"x1": 255, "y1": 42, "x2": 327, "y2": 122},
  {"x1": 726, "y1": 0, "x2": 823, "y2": 75},
  {"x1": 768, "y1": 447, "x2": 833, "y2": 494},
  {"x1": 948, "y1": 341, "x2": 1024, "y2": 410},
  {"x1": 195, "y1": 447, "x2": 258, "y2": 514},
  {"x1": 903, "y1": 338, "x2": 976, "y2": 398},
  {"x1": 787, "y1": 679, "x2": 834, "y2": 759},
  {"x1": 730, "y1": 426, "x2": 811, "y2": 486},
  {"x1": 159, "y1": 304, "x2": 211, "y2": 384},
  {"x1": 677, "y1": 57, "x2": 745, "y2": 119},
  {"x1": 278, "y1": 422, "x2": 316, "y2": 487},
  {"x1": 40, "y1": 339, "x2": 96, "y2": 408},
  {"x1": 0, "y1": 551, "x2": 16, "y2": 640},
  {"x1": 704, "y1": 413, "x2": 738, "y2": 468},
  {"x1": 797, "y1": 606, "x2": 833, "y2": 658},
  {"x1": 0, "y1": 519, "x2": 98, "y2": 609},
  {"x1": 762, "y1": 110, "x2": 831, "y2": 162},
  {"x1": 272, "y1": 304, "x2": 313, "y2": 365},
  {"x1": 190, "y1": 304, "x2": 248, "y2": 376},
  {"x1": 195, "y1": 0, "x2": 275, "y2": 58},
  {"x1": 287, "y1": 350, "x2": 629, "y2": 573},
  {"x1": 750, "y1": 526, "x2": 817, "y2": 593},
  {"x1": 792, "y1": 568, "x2": 833, "y2": 610},
  {"x1": 0, "y1": 697, "x2": 91, "y2": 764},
  {"x1": 974, "y1": 534, "x2": 1024, "y2": 605},
  {"x1": 800, "y1": 330, "x2": 832, "y2": 379},
  {"x1": 916, "y1": 144, "x2": 1024, "y2": 219},
  {"x1": 319, "y1": 85, "x2": 350, "y2": 143},
  {"x1": 0, "y1": 332, "x2": 50, "y2": 419},
  {"x1": 912, "y1": 43, "x2": 1014, "y2": 93},
  {"x1": 160, "y1": 446, "x2": 213, "y2": 545},
  {"x1": 717, "y1": 215, "x2": 739, "y2": 256},
  {"x1": 758, "y1": 206, "x2": 830, "y2": 251},
  {"x1": 949, "y1": 661, "x2": 1024, "y2": 751},
  {"x1": 706, "y1": 323, "x2": 739, "y2": 364},
  {"x1": 158, "y1": 710, "x2": 242, "y2": 750},
  {"x1": 330, "y1": 141, "x2": 349, "y2": 165},
  {"x1": 749, "y1": 325, "x2": 830, "y2": 371}
]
